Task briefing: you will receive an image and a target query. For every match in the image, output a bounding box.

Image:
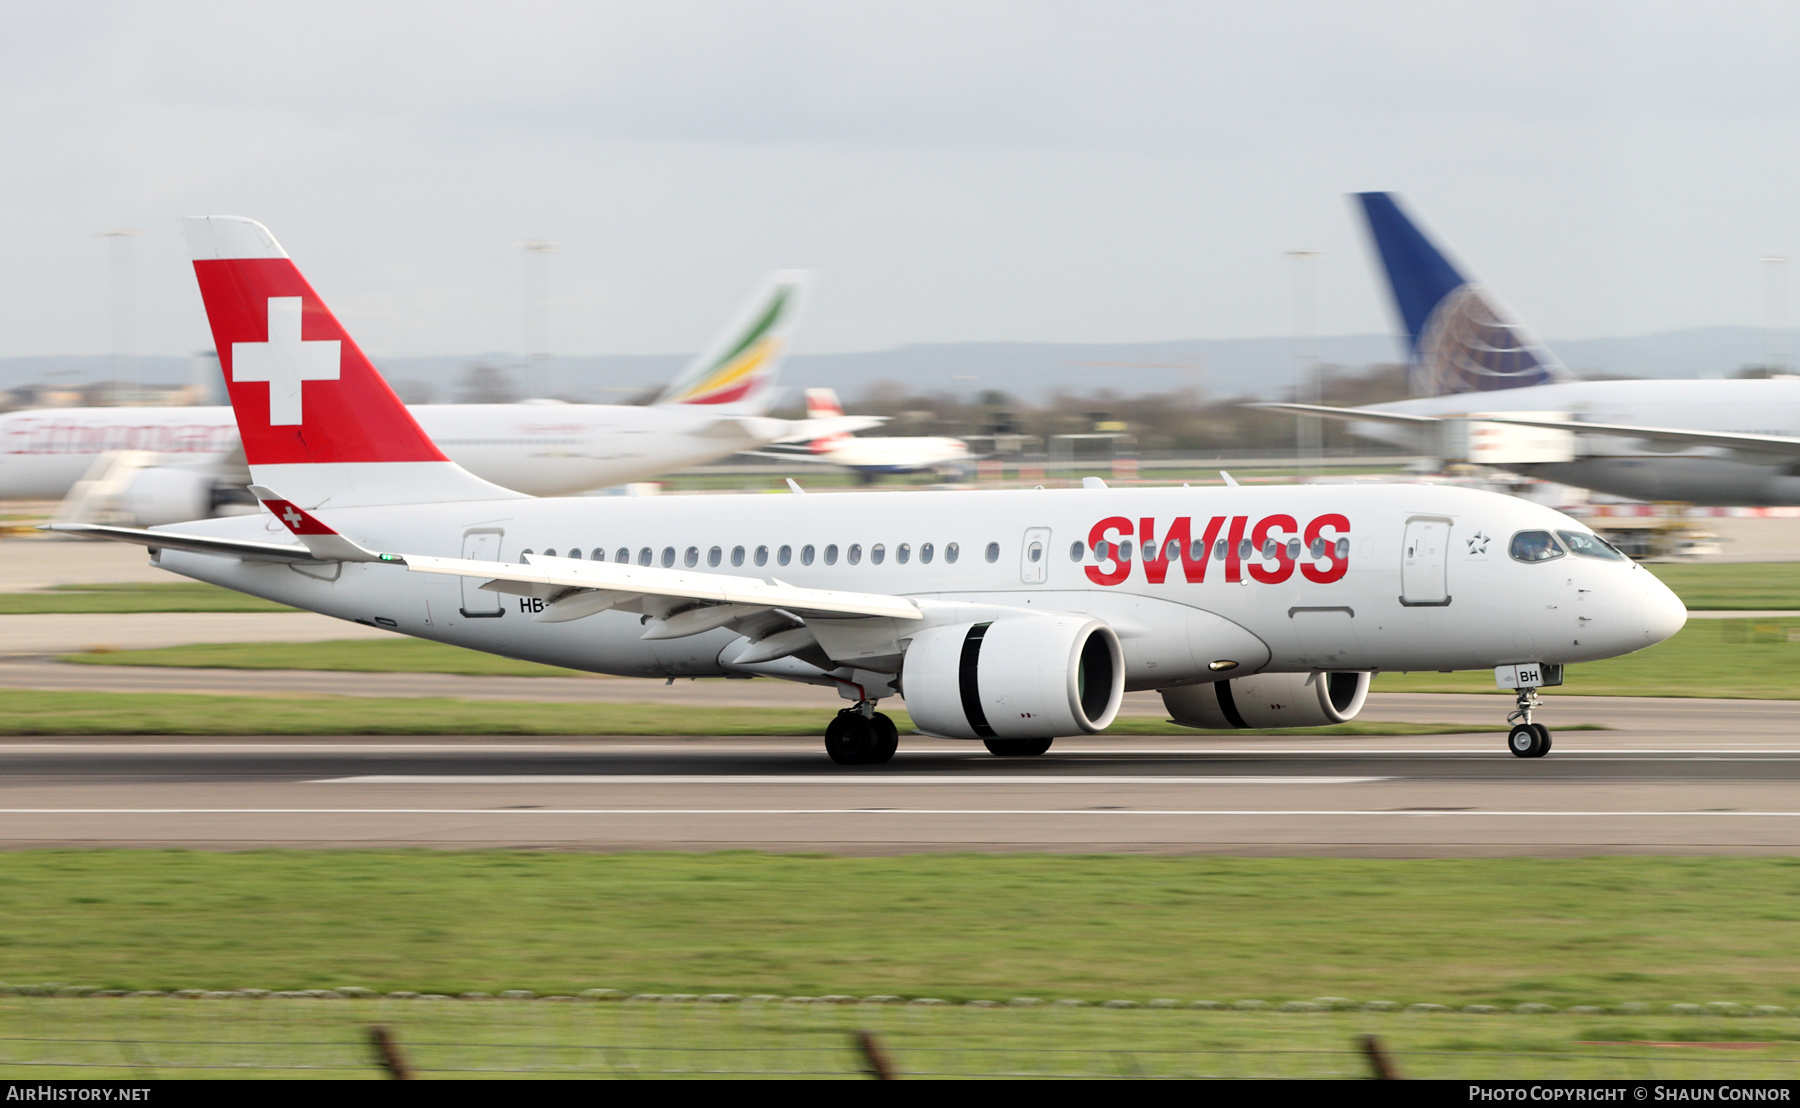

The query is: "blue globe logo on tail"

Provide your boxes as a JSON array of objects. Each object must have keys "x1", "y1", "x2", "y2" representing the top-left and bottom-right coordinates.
[{"x1": 1356, "y1": 192, "x2": 1567, "y2": 398}]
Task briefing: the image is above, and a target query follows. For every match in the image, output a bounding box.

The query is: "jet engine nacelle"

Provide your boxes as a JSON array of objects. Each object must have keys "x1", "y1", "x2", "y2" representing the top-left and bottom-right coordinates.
[
  {"x1": 1161, "y1": 671, "x2": 1371, "y2": 729},
  {"x1": 902, "y1": 616, "x2": 1124, "y2": 740},
  {"x1": 117, "y1": 467, "x2": 217, "y2": 527}
]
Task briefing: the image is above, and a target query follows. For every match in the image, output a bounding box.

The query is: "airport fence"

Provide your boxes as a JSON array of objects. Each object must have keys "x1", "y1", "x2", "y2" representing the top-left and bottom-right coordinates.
[{"x1": 0, "y1": 994, "x2": 1798, "y2": 1079}]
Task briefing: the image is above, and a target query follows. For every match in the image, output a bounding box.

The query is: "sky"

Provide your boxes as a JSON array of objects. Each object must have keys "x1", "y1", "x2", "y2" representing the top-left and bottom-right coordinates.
[{"x1": 2, "y1": 1, "x2": 1798, "y2": 360}]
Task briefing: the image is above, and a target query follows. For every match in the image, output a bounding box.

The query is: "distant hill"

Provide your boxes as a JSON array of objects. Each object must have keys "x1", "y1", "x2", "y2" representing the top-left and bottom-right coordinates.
[{"x1": 4, "y1": 326, "x2": 1794, "y2": 407}]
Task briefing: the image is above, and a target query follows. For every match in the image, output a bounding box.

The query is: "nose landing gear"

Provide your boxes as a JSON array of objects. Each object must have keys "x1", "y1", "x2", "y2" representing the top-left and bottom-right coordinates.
[
  {"x1": 1506, "y1": 686, "x2": 1552, "y2": 758},
  {"x1": 824, "y1": 703, "x2": 900, "y2": 766}
]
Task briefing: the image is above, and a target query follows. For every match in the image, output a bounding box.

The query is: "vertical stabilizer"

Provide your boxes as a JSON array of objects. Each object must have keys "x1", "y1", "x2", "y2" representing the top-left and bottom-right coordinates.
[
  {"x1": 804, "y1": 388, "x2": 844, "y2": 418},
  {"x1": 1355, "y1": 193, "x2": 1568, "y2": 397},
  {"x1": 654, "y1": 271, "x2": 811, "y2": 413},
  {"x1": 182, "y1": 216, "x2": 526, "y2": 508}
]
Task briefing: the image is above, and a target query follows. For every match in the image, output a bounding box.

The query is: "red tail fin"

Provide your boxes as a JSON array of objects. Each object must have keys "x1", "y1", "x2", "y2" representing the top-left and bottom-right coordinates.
[{"x1": 182, "y1": 217, "x2": 522, "y2": 506}]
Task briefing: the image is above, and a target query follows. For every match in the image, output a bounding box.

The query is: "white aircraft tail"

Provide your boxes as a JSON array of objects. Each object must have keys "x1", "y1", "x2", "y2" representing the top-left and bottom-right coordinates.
[
  {"x1": 654, "y1": 271, "x2": 811, "y2": 414},
  {"x1": 804, "y1": 388, "x2": 844, "y2": 418},
  {"x1": 181, "y1": 217, "x2": 527, "y2": 509}
]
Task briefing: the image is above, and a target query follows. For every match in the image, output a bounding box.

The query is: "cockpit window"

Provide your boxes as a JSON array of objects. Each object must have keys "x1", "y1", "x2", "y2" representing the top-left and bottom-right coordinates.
[
  {"x1": 1556, "y1": 530, "x2": 1626, "y2": 561},
  {"x1": 1509, "y1": 530, "x2": 1565, "y2": 563}
]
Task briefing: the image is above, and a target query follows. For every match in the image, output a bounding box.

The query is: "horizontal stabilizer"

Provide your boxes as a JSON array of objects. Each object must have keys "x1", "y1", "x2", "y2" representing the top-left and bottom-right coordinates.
[
  {"x1": 42, "y1": 523, "x2": 324, "y2": 563},
  {"x1": 1251, "y1": 401, "x2": 1443, "y2": 427}
]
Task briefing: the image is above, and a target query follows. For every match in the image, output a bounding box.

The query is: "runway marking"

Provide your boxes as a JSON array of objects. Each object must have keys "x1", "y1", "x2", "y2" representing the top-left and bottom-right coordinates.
[
  {"x1": 0, "y1": 808, "x2": 1797, "y2": 817},
  {"x1": 311, "y1": 775, "x2": 1395, "y2": 785}
]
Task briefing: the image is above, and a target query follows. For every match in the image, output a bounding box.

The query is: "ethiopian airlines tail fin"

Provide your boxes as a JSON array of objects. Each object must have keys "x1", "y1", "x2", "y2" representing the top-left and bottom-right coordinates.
[
  {"x1": 1355, "y1": 192, "x2": 1569, "y2": 398},
  {"x1": 654, "y1": 270, "x2": 811, "y2": 414},
  {"x1": 182, "y1": 217, "x2": 527, "y2": 509}
]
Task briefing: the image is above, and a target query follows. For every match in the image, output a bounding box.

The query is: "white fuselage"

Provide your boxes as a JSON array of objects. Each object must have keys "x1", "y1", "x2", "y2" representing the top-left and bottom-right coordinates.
[
  {"x1": 0, "y1": 403, "x2": 804, "y2": 501},
  {"x1": 1365, "y1": 378, "x2": 1800, "y2": 504},
  {"x1": 810, "y1": 436, "x2": 970, "y2": 474},
  {"x1": 149, "y1": 482, "x2": 1684, "y2": 690}
]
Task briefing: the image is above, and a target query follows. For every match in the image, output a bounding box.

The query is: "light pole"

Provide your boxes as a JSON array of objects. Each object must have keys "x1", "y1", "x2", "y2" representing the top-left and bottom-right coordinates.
[
  {"x1": 1286, "y1": 249, "x2": 1321, "y2": 479},
  {"x1": 99, "y1": 229, "x2": 144, "y2": 403},
  {"x1": 519, "y1": 239, "x2": 560, "y2": 399},
  {"x1": 1762, "y1": 255, "x2": 1788, "y2": 376}
]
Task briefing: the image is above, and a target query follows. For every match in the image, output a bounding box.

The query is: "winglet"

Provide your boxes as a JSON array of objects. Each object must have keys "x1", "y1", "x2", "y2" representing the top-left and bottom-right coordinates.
[{"x1": 248, "y1": 484, "x2": 383, "y2": 562}]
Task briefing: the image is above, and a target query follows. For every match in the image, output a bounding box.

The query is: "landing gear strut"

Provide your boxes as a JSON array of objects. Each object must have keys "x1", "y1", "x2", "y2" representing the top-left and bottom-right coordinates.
[
  {"x1": 1505, "y1": 686, "x2": 1552, "y2": 759},
  {"x1": 824, "y1": 703, "x2": 899, "y2": 766}
]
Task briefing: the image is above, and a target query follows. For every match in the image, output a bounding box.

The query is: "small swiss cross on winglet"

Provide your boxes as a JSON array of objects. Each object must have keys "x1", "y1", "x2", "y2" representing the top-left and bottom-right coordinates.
[{"x1": 247, "y1": 484, "x2": 384, "y2": 563}]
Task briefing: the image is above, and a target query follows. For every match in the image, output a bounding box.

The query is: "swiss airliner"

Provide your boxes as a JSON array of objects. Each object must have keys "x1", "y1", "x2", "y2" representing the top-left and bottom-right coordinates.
[{"x1": 59, "y1": 217, "x2": 1687, "y2": 763}]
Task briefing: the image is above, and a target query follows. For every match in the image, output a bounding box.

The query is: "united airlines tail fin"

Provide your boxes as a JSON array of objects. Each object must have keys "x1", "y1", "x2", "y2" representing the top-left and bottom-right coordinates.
[
  {"x1": 1355, "y1": 192, "x2": 1569, "y2": 398},
  {"x1": 654, "y1": 271, "x2": 811, "y2": 414}
]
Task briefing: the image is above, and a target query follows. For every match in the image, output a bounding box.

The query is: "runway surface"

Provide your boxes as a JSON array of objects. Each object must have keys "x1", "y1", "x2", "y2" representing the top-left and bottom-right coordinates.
[{"x1": 2, "y1": 726, "x2": 1797, "y2": 856}]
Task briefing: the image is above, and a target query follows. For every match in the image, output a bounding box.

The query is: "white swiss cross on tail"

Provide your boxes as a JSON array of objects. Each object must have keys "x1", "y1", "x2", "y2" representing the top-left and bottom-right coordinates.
[{"x1": 232, "y1": 297, "x2": 341, "y2": 426}]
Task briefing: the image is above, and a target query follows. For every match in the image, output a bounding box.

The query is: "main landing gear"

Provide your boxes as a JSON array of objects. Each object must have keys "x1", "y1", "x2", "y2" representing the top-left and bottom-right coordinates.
[
  {"x1": 824, "y1": 704, "x2": 899, "y2": 766},
  {"x1": 1506, "y1": 686, "x2": 1553, "y2": 759}
]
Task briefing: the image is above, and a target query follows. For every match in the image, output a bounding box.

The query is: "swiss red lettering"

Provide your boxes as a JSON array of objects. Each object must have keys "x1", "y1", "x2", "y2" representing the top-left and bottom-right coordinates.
[
  {"x1": 1248, "y1": 514, "x2": 1298, "y2": 584},
  {"x1": 1302, "y1": 513, "x2": 1350, "y2": 583},
  {"x1": 1085, "y1": 512, "x2": 1350, "y2": 587},
  {"x1": 1084, "y1": 516, "x2": 1132, "y2": 586}
]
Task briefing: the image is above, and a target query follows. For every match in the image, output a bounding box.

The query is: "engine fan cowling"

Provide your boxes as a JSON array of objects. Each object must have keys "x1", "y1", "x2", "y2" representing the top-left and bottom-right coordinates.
[
  {"x1": 902, "y1": 616, "x2": 1124, "y2": 740},
  {"x1": 1161, "y1": 671, "x2": 1370, "y2": 729},
  {"x1": 118, "y1": 467, "x2": 217, "y2": 527}
]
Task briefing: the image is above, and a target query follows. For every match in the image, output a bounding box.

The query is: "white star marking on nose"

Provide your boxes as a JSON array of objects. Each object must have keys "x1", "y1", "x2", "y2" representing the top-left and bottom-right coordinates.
[{"x1": 231, "y1": 297, "x2": 341, "y2": 426}]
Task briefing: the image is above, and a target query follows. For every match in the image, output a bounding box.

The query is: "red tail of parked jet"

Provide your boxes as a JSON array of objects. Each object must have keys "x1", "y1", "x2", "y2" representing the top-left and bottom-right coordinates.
[{"x1": 181, "y1": 216, "x2": 523, "y2": 508}]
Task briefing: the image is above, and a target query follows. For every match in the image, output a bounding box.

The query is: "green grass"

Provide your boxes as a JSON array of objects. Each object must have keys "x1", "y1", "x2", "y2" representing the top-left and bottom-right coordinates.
[
  {"x1": 0, "y1": 689, "x2": 1482, "y2": 736},
  {"x1": 0, "y1": 853, "x2": 1796, "y2": 1008},
  {"x1": 1377, "y1": 617, "x2": 1800, "y2": 698},
  {"x1": 67, "y1": 637, "x2": 588, "y2": 677},
  {"x1": 1647, "y1": 561, "x2": 1800, "y2": 610},
  {"x1": 0, "y1": 582, "x2": 294, "y2": 614},
  {"x1": 0, "y1": 1001, "x2": 1793, "y2": 1079}
]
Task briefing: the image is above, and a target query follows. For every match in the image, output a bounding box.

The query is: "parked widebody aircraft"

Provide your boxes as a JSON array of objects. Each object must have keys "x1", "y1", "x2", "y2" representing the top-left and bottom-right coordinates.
[
  {"x1": 2, "y1": 262, "x2": 878, "y2": 525},
  {"x1": 1263, "y1": 192, "x2": 1800, "y2": 506},
  {"x1": 59, "y1": 216, "x2": 1686, "y2": 763},
  {"x1": 748, "y1": 388, "x2": 972, "y2": 479}
]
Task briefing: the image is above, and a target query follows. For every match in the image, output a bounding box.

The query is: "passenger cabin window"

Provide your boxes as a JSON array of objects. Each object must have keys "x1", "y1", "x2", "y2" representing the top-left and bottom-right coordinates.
[
  {"x1": 871, "y1": 543, "x2": 886, "y2": 565},
  {"x1": 708, "y1": 546, "x2": 722, "y2": 567},
  {"x1": 897, "y1": 543, "x2": 911, "y2": 564},
  {"x1": 591, "y1": 548, "x2": 606, "y2": 562},
  {"x1": 945, "y1": 542, "x2": 959, "y2": 564},
  {"x1": 823, "y1": 544, "x2": 838, "y2": 565},
  {"x1": 985, "y1": 542, "x2": 1000, "y2": 563},
  {"x1": 1118, "y1": 540, "x2": 1134, "y2": 562},
  {"x1": 846, "y1": 544, "x2": 861, "y2": 565},
  {"x1": 777, "y1": 545, "x2": 791, "y2": 566},
  {"x1": 755, "y1": 545, "x2": 769, "y2": 567},
  {"x1": 921, "y1": 543, "x2": 935, "y2": 564},
  {"x1": 800, "y1": 545, "x2": 815, "y2": 566},
  {"x1": 1070, "y1": 541, "x2": 1084, "y2": 562},
  {"x1": 1557, "y1": 530, "x2": 1625, "y2": 561},
  {"x1": 731, "y1": 546, "x2": 745, "y2": 567},
  {"x1": 661, "y1": 547, "x2": 676, "y2": 568},
  {"x1": 521, "y1": 548, "x2": 534, "y2": 557},
  {"x1": 616, "y1": 548, "x2": 630, "y2": 564},
  {"x1": 543, "y1": 548, "x2": 556, "y2": 558},
  {"x1": 568, "y1": 548, "x2": 582, "y2": 560},
  {"x1": 1509, "y1": 530, "x2": 1565, "y2": 563},
  {"x1": 638, "y1": 547, "x2": 653, "y2": 566},
  {"x1": 684, "y1": 547, "x2": 699, "y2": 568}
]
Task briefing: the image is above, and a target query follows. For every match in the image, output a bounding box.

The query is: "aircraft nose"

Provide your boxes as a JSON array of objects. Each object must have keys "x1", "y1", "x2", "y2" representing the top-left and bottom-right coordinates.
[{"x1": 1640, "y1": 574, "x2": 1688, "y2": 646}]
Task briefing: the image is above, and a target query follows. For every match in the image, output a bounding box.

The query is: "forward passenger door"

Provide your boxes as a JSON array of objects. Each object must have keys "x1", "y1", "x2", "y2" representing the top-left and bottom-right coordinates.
[{"x1": 1020, "y1": 526, "x2": 1052, "y2": 584}]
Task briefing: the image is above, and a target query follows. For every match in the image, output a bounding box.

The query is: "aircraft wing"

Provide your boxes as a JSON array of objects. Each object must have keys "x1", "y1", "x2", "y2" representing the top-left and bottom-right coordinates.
[
  {"x1": 1483, "y1": 416, "x2": 1800, "y2": 459},
  {"x1": 42, "y1": 523, "x2": 326, "y2": 563},
  {"x1": 1251, "y1": 402, "x2": 1443, "y2": 427},
  {"x1": 396, "y1": 551, "x2": 924, "y2": 629}
]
